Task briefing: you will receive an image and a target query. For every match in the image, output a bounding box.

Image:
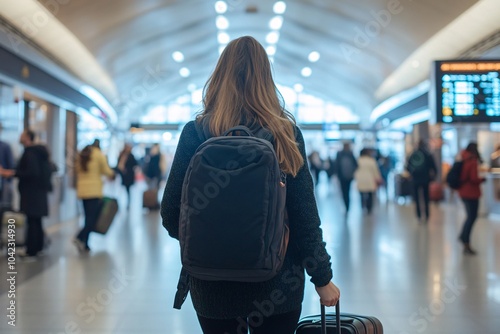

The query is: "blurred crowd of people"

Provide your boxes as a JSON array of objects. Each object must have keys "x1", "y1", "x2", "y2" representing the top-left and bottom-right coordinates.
[
  {"x1": 307, "y1": 138, "x2": 489, "y2": 256},
  {"x1": 307, "y1": 143, "x2": 393, "y2": 215},
  {"x1": 0, "y1": 131, "x2": 169, "y2": 261}
]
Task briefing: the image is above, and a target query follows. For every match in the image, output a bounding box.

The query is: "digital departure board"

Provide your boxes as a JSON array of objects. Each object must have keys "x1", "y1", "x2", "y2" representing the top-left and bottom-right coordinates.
[{"x1": 431, "y1": 60, "x2": 500, "y2": 123}]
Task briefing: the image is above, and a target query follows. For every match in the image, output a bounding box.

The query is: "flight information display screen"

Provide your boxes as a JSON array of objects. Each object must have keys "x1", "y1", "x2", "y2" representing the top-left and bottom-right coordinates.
[{"x1": 432, "y1": 60, "x2": 500, "y2": 123}]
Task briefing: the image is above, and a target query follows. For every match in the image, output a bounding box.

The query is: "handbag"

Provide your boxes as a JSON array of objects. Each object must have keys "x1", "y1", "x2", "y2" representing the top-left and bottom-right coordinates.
[{"x1": 1, "y1": 211, "x2": 27, "y2": 245}]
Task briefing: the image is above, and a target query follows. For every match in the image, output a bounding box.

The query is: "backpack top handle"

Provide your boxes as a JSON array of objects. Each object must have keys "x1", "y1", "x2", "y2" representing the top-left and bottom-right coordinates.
[{"x1": 222, "y1": 126, "x2": 255, "y2": 137}]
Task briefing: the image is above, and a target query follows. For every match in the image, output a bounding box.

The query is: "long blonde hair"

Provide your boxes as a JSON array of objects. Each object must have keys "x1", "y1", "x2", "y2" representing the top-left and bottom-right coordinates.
[{"x1": 198, "y1": 36, "x2": 303, "y2": 176}]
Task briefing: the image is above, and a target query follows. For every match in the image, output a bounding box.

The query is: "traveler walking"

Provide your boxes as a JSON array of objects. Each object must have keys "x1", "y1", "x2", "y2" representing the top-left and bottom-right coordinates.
[
  {"x1": 116, "y1": 143, "x2": 138, "y2": 208},
  {"x1": 308, "y1": 150, "x2": 323, "y2": 185},
  {"x1": 161, "y1": 36, "x2": 339, "y2": 334},
  {"x1": 0, "y1": 130, "x2": 53, "y2": 260},
  {"x1": 335, "y1": 142, "x2": 357, "y2": 213},
  {"x1": 144, "y1": 143, "x2": 165, "y2": 190},
  {"x1": 406, "y1": 140, "x2": 437, "y2": 223},
  {"x1": 0, "y1": 137, "x2": 14, "y2": 219},
  {"x1": 377, "y1": 155, "x2": 392, "y2": 199},
  {"x1": 490, "y1": 144, "x2": 500, "y2": 168},
  {"x1": 74, "y1": 142, "x2": 115, "y2": 252},
  {"x1": 457, "y1": 142, "x2": 485, "y2": 255},
  {"x1": 355, "y1": 149, "x2": 382, "y2": 215},
  {"x1": 325, "y1": 154, "x2": 336, "y2": 183}
]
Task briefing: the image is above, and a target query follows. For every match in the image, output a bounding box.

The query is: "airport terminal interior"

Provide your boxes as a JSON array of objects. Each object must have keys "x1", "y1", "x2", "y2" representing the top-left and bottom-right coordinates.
[{"x1": 1, "y1": 0, "x2": 500, "y2": 333}]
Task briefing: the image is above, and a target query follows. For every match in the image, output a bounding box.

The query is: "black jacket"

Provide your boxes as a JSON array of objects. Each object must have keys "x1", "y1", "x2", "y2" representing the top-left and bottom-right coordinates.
[
  {"x1": 117, "y1": 153, "x2": 138, "y2": 187},
  {"x1": 16, "y1": 145, "x2": 50, "y2": 217},
  {"x1": 161, "y1": 121, "x2": 333, "y2": 319}
]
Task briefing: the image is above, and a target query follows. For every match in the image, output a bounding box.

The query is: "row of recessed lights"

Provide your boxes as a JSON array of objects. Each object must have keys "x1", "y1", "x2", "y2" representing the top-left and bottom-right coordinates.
[
  {"x1": 302, "y1": 51, "x2": 320, "y2": 78},
  {"x1": 171, "y1": 50, "x2": 190, "y2": 79},
  {"x1": 215, "y1": 1, "x2": 288, "y2": 56},
  {"x1": 169, "y1": 2, "x2": 320, "y2": 93},
  {"x1": 265, "y1": 2, "x2": 286, "y2": 60},
  {"x1": 215, "y1": 1, "x2": 229, "y2": 54}
]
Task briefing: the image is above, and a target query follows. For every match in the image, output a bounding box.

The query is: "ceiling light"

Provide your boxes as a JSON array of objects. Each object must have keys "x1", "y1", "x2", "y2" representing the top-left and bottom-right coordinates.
[
  {"x1": 218, "y1": 32, "x2": 230, "y2": 44},
  {"x1": 266, "y1": 45, "x2": 276, "y2": 56},
  {"x1": 163, "y1": 132, "x2": 173, "y2": 141},
  {"x1": 308, "y1": 51, "x2": 320, "y2": 62},
  {"x1": 301, "y1": 67, "x2": 312, "y2": 77},
  {"x1": 179, "y1": 67, "x2": 190, "y2": 78},
  {"x1": 215, "y1": 1, "x2": 228, "y2": 14},
  {"x1": 187, "y1": 83, "x2": 196, "y2": 92},
  {"x1": 273, "y1": 1, "x2": 286, "y2": 14},
  {"x1": 79, "y1": 85, "x2": 118, "y2": 124},
  {"x1": 172, "y1": 51, "x2": 184, "y2": 63},
  {"x1": 266, "y1": 31, "x2": 280, "y2": 44},
  {"x1": 293, "y1": 83, "x2": 303, "y2": 92},
  {"x1": 269, "y1": 16, "x2": 283, "y2": 30},
  {"x1": 216, "y1": 15, "x2": 229, "y2": 29},
  {"x1": 219, "y1": 45, "x2": 226, "y2": 55}
]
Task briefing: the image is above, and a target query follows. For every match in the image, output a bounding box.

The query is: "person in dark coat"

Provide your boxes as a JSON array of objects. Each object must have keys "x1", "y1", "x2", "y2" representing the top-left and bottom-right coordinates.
[
  {"x1": 307, "y1": 150, "x2": 323, "y2": 185},
  {"x1": 0, "y1": 129, "x2": 51, "y2": 260},
  {"x1": 144, "y1": 143, "x2": 165, "y2": 189},
  {"x1": 406, "y1": 140, "x2": 437, "y2": 223},
  {"x1": 335, "y1": 142, "x2": 358, "y2": 213},
  {"x1": 0, "y1": 137, "x2": 15, "y2": 212},
  {"x1": 161, "y1": 36, "x2": 339, "y2": 334},
  {"x1": 117, "y1": 143, "x2": 138, "y2": 208}
]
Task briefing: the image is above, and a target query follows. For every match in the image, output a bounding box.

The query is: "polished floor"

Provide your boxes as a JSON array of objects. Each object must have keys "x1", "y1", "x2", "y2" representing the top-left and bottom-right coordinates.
[{"x1": 1, "y1": 177, "x2": 499, "y2": 334}]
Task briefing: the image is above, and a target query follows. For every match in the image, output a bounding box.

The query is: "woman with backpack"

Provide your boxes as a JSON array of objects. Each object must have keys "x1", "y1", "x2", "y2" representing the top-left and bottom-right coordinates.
[
  {"x1": 161, "y1": 36, "x2": 339, "y2": 333},
  {"x1": 458, "y1": 142, "x2": 485, "y2": 255}
]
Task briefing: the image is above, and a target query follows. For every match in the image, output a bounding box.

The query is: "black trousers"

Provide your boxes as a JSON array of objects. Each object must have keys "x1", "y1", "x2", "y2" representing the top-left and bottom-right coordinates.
[
  {"x1": 413, "y1": 182, "x2": 430, "y2": 219},
  {"x1": 312, "y1": 168, "x2": 321, "y2": 185},
  {"x1": 197, "y1": 308, "x2": 301, "y2": 334},
  {"x1": 26, "y1": 216, "x2": 44, "y2": 256},
  {"x1": 77, "y1": 198, "x2": 101, "y2": 248},
  {"x1": 124, "y1": 185, "x2": 131, "y2": 206},
  {"x1": 460, "y1": 198, "x2": 479, "y2": 244},
  {"x1": 360, "y1": 191, "x2": 374, "y2": 213},
  {"x1": 339, "y1": 178, "x2": 352, "y2": 212}
]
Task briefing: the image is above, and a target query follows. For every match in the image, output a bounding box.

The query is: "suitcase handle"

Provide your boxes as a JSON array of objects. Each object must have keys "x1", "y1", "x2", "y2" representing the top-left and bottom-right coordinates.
[{"x1": 321, "y1": 301, "x2": 340, "y2": 334}]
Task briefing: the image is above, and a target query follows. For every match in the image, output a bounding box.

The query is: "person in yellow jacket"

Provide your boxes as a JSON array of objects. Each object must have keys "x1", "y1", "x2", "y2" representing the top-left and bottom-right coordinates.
[{"x1": 74, "y1": 144, "x2": 115, "y2": 252}]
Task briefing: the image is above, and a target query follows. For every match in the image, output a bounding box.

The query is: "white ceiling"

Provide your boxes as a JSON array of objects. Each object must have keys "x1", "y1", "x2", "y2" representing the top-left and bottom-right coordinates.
[{"x1": 3, "y1": 0, "x2": 500, "y2": 128}]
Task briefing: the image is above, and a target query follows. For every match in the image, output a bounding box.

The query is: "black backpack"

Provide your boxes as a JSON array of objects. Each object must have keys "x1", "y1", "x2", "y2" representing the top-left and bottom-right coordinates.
[
  {"x1": 446, "y1": 161, "x2": 464, "y2": 190},
  {"x1": 178, "y1": 123, "x2": 289, "y2": 284},
  {"x1": 407, "y1": 150, "x2": 428, "y2": 178},
  {"x1": 338, "y1": 154, "x2": 355, "y2": 180}
]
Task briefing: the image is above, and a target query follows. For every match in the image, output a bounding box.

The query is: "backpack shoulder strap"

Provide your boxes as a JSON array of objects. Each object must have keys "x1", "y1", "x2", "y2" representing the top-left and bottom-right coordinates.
[
  {"x1": 253, "y1": 127, "x2": 273, "y2": 143},
  {"x1": 194, "y1": 119, "x2": 208, "y2": 142}
]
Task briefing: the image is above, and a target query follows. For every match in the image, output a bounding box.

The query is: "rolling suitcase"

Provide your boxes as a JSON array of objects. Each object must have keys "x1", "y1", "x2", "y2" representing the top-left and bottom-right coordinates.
[
  {"x1": 94, "y1": 197, "x2": 118, "y2": 234},
  {"x1": 143, "y1": 189, "x2": 160, "y2": 209},
  {"x1": 296, "y1": 302, "x2": 383, "y2": 334},
  {"x1": 394, "y1": 174, "x2": 412, "y2": 198},
  {"x1": 429, "y1": 182, "x2": 444, "y2": 202}
]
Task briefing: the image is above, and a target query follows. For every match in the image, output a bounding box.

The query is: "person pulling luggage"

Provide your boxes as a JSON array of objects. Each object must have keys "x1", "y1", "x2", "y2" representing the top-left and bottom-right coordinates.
[{"x1": 74, "y1": 142, "x2": 115, "y2": 253}]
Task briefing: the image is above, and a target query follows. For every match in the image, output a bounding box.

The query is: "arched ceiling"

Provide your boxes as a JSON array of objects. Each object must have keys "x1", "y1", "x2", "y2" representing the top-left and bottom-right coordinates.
[{"x1": 4, "y1": 0, "x2": 500, "y2": 129}]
